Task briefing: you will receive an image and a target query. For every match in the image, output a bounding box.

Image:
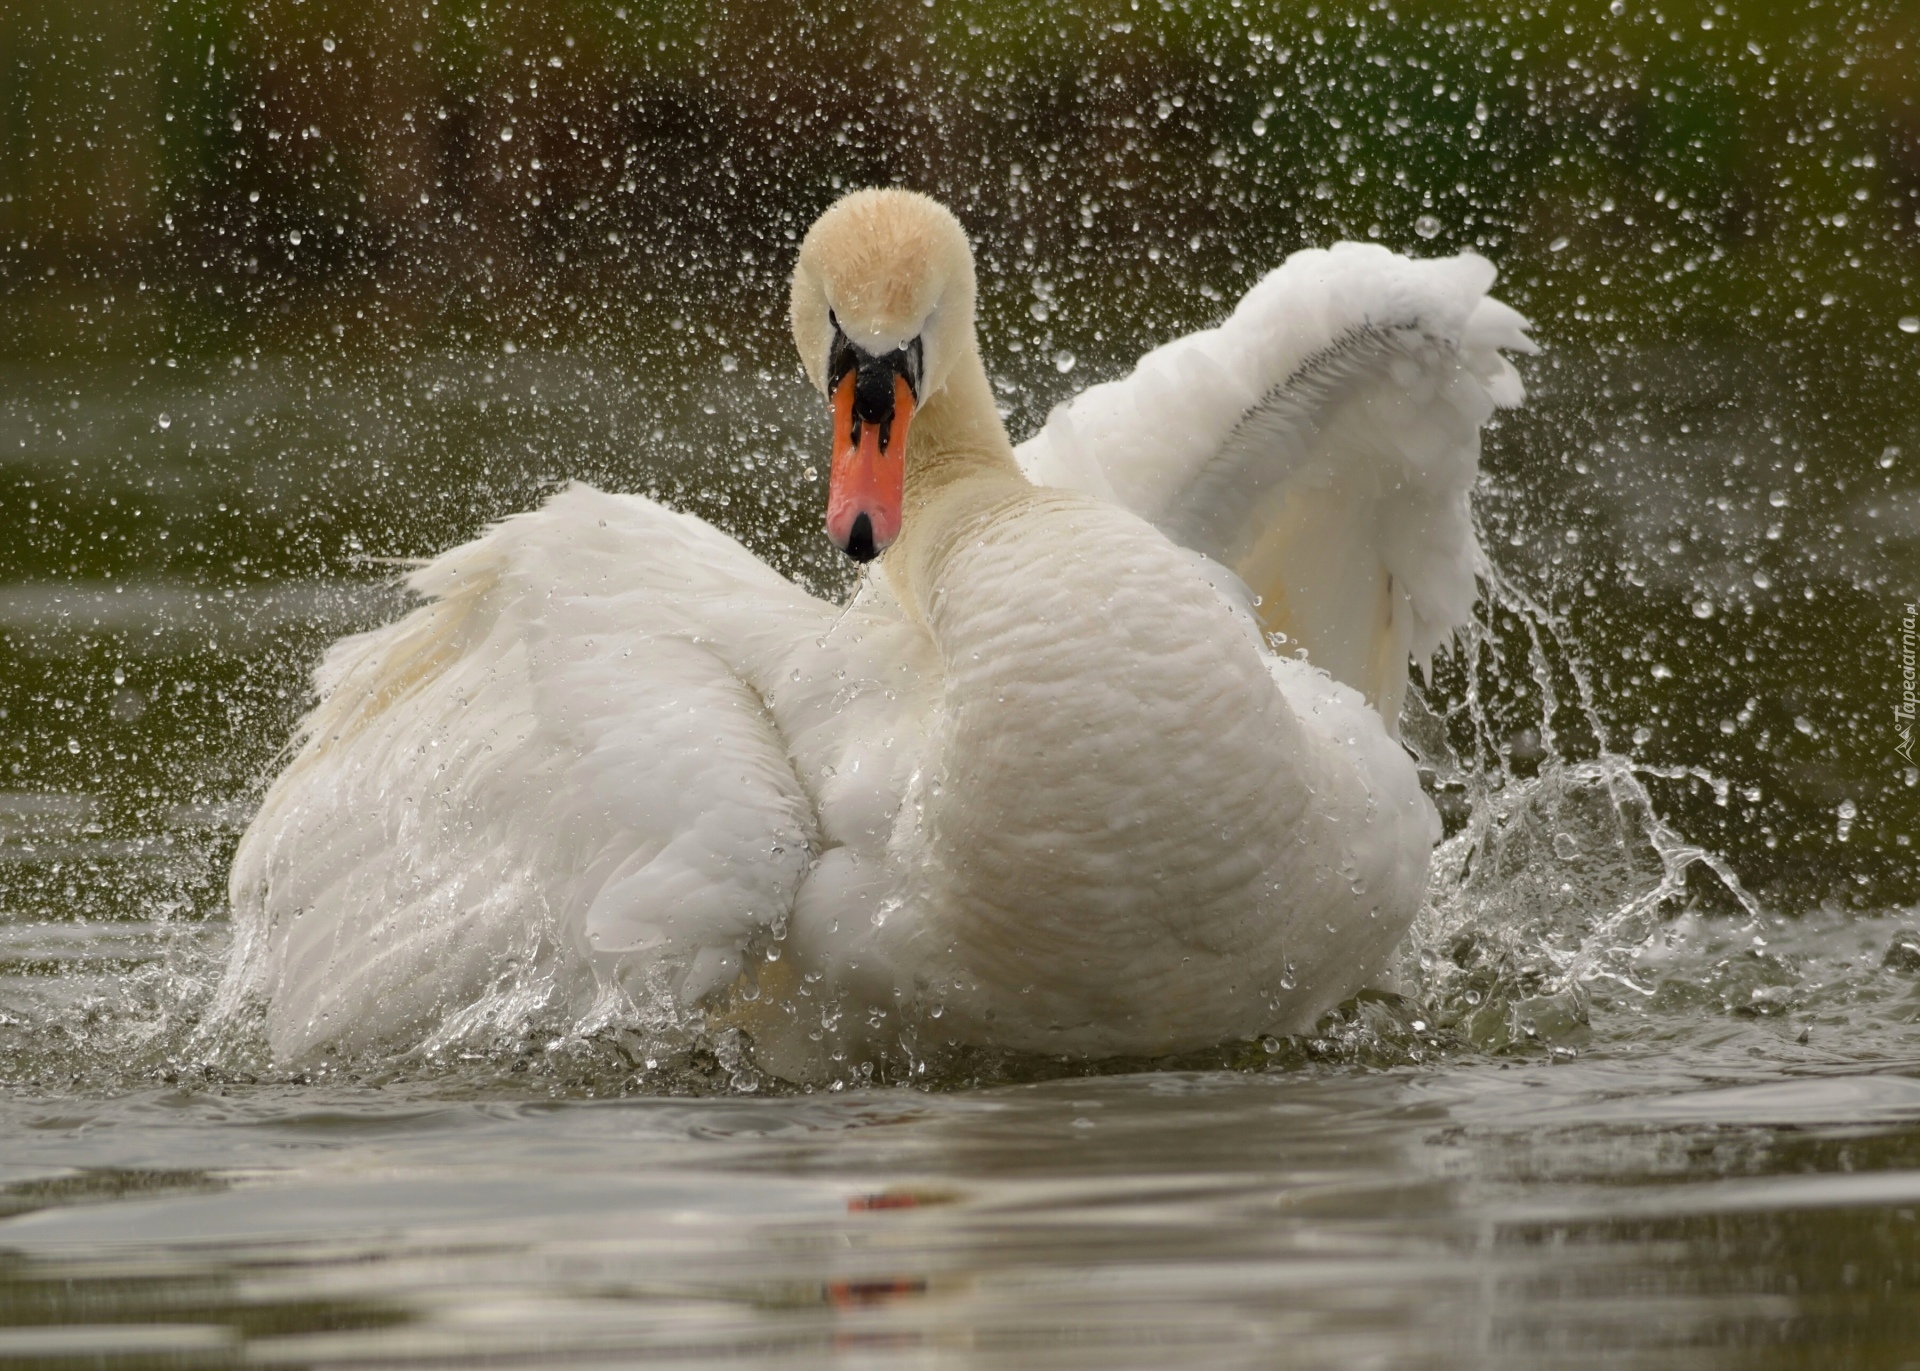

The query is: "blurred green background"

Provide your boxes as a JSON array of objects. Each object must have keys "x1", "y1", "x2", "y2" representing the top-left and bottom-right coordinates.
[{"x1": 1, "y1": 0, "x2": 1916, "y2": 917}]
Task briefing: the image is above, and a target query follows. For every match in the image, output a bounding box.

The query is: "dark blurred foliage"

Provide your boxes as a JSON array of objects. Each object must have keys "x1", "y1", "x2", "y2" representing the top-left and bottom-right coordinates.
[
  {"x1": 3, "y1": 0, "x2": 1918, "y2": 359},
  {"x1": 1, "y1": 0, "x2": 1917, "y2": 909}
]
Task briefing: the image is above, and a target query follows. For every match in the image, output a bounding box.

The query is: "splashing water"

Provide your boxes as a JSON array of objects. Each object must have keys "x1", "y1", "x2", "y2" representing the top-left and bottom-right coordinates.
[
  {"x1": 0, "y1": 351, "x2": 1907, "y2": 1098},
  {"x1": 1396, "y1": 554, "x2": 1767, "y2": 1062},
  {"x1": 138, "y1": 550, "x2": 1800, "y2": 1095},
  {"x1": 0, "y1": 541, "x2": 1880, "y2": 1099}
]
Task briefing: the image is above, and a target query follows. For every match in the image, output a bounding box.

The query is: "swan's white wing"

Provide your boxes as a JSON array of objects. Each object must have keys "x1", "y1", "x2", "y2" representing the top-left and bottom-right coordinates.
[
  {"x1": 220, "y1": 485, "x2": 843, "y2": 1059},
  {"x1": 1016, "y1": 242, "x2": 1535, "y2": 727}
]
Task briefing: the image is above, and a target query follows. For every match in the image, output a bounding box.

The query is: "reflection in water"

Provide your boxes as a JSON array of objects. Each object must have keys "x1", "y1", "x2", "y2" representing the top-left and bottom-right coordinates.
[{"x1": 2, "y1": 1067, "x2": 1920, "y2": 1366}]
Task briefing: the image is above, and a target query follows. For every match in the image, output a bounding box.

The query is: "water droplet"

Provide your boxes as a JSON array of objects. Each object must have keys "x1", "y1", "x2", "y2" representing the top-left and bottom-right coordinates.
[
  {"x1": 1414, "y1": 214, "x2": 1442, "y2": 239},
  {"x1": 156, "y1": 413, "x2": 171, "y2": 429},
  {"x1": 1549, "y1": 235, "x2": 1570, "y2": 253},
  {"x1": 1769, "y1": 489, "x2": 1788, "y2": 507},
  {"x1": 112, "y1": 667, "x2": 125, "y2": 685},
  {"x1": 288, "y1": 229, "x2": 302, "y2": 245},
  {"x1": 66, "y1": 738, "x2": 80, "y2": 754},
  {"x1": 322, "y1": 36, "x2": 335, "y2": 52},
  {"x1": 1692, "y1": 599, "x2": 1715, "y2": 619},
  {"x1": 1553, "y1": 832, "x2": 1580, "y2": 860},
  {"x1": 1900, "y1": 316, "x2": 1920, "y2": 334},
  {"x1": 802, "y1": 465, "x2": 817, "y2": 481},
  {"x1": 1752, "y1": 569, "x2": 1772, "y2": 589},
  {"x1": 1053, "y1": 350, "x2": 1076, "y2": 374},
  {"x1": 499, "y1": 126, "x2": 514, "y2": 142}
]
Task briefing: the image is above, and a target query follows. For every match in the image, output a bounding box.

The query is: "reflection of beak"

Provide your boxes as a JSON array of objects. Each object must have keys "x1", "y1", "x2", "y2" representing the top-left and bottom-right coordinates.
[{"x1": 825, "y1": 350, "x2": 916, "y2": 562}]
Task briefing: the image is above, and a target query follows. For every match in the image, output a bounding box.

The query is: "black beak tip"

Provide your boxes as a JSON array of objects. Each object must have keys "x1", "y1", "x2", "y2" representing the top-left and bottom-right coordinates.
[{"x1": 843, "y1": 512, "x2": 878, "y2": 563}]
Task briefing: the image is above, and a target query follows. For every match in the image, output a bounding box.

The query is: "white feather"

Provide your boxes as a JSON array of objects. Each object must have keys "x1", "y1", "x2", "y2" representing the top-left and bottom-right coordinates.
[
  {"x1": 1017, "y1": 242, "x2": 1536, "y2": 724},
  {"x1": 223, "y1": 488, "x2": 830, "y2": 1055}
]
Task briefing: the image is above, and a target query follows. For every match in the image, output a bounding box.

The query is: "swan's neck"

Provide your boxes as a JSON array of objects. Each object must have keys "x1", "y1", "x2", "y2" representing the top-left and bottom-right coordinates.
[
  {"x1": 885, "y1": 345, "x2": 1029, "y2": 622},
  {"x1": 902, "y1": 347, "x2": 1022, "y2": 501}
]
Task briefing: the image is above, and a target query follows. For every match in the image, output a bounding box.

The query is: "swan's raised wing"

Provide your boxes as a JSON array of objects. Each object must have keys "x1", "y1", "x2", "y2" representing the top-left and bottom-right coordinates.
[
  {"x1": 219, "y1": 485, "x2": 843, "y2": 1060},
  {"x1": 1016, "y1": 243, "x2": 1535, "y2": 728}
]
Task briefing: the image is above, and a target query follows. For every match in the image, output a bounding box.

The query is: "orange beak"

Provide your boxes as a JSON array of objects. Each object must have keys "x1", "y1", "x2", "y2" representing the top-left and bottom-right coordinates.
[{"x1": 825, "y1": 369, "x2": 914, "y2": 562}]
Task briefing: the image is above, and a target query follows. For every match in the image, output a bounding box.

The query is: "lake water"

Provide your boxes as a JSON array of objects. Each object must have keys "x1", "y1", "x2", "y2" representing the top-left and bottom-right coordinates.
[
  {"x1": 2, "y1": 347, "x2": 1917, "y2": 1367},
  {"x1": 6, "y1": 1045, "x2": 1920, "y2": 1368}
]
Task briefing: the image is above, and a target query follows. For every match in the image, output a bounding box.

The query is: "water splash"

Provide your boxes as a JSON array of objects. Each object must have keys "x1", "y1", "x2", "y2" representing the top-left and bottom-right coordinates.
[
  {"x1": 1398, "y1": 554, "x2": 1765, "y2": 1056},
  {"x1": 0, "y1": 538, "x2": 1881, "y2": 1097}
]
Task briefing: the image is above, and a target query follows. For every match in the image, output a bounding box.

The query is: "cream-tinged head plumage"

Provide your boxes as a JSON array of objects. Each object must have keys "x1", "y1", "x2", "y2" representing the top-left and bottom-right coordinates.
[{"x1": 790, "y1": 188, "x2": 977, "y2": 402}]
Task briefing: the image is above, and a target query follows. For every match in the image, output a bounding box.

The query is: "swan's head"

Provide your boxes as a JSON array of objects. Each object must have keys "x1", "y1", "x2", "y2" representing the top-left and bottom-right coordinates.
[{"x1": 790, "y1": 188, "x2": 976, "y2": 562}]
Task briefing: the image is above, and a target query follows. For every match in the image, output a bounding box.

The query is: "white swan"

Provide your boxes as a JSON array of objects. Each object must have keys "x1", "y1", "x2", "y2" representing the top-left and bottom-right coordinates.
[{"x1": 217, "y1": 190, "x2": 1534, "y2": 1077}]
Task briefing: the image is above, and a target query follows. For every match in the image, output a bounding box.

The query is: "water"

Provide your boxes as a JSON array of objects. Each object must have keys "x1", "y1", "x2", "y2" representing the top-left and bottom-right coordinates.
[
  {"x1": 7, "y1": 887, "x2": 1920, "y2": 1369},
  {"x1": 0, "y1": 339, "x2": 1916, "y2": 1365},
  {"x1": 3, "y1": 1052, "x2": 1920, "y2": 1369}
]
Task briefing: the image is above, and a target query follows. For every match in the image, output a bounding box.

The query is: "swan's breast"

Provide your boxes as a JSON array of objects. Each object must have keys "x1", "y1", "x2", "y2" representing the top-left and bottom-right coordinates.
[{"x1": 917, "y1": 493, "x2": 1311, "y2": 988}]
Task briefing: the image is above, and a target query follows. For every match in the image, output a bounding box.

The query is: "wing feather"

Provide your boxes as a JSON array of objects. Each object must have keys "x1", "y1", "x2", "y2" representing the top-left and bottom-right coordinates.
[
  {"x1": 219, "y1": 485, "x2": 833, "y2": 1059},
  {"x1": 1016, "y1": 242, "x2": 1535, "y2": 728}
]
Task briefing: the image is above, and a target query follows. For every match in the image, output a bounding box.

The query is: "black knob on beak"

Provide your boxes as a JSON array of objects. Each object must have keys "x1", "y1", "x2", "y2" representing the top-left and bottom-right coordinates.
[{"x1": 844, "y1": 512, "x2": 878, "y2": 563}]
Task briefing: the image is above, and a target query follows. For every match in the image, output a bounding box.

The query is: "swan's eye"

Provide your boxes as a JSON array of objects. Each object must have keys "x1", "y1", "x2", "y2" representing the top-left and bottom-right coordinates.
[
  {"x1": 828, "y1": 320, "x2": 859, "y2": 395},
  {"x1": 901, "y1": 336, "x2": 925, "y2": 396}
]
